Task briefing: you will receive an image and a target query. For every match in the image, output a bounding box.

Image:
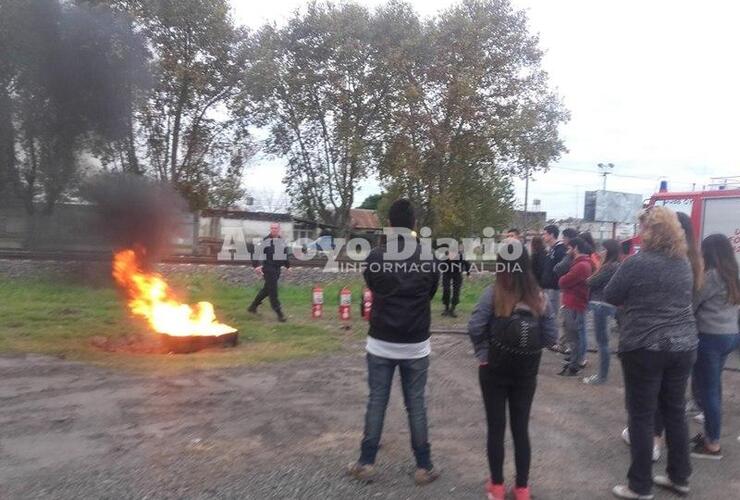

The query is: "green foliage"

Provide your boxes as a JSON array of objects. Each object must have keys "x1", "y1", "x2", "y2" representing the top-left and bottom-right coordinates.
[{"x1": 357, "y1": 193, "x2": 383, "y2": 210}]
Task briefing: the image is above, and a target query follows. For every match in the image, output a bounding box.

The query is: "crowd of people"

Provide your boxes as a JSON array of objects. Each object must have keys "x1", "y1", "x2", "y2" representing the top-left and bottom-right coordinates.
[{"x1": 346, "y1": 199, "x2": 739, "y2": 500}]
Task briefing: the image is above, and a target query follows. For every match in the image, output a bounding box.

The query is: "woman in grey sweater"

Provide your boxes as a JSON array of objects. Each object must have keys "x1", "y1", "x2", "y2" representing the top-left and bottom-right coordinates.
[
  {"x1": 604, "y1": 207, "x2": 698, "y2": 500},
  {"x1": 690, "y1": 233, "x2": 740, "y2": 460}
]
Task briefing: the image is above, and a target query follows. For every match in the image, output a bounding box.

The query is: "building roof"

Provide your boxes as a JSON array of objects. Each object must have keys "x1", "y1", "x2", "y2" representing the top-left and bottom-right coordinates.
[
  {"x1": 350, "y1": 209, "x2": 381, "y2": 230},
  {"x1": 200, "y1": 209, "x2": 292, "y2": 222}
]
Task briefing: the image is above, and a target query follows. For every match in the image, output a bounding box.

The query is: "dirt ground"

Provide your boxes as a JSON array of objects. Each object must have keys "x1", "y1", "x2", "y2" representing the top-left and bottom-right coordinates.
[{"x1": 1, "y1": 336, "x2": 739, "y2": 500}]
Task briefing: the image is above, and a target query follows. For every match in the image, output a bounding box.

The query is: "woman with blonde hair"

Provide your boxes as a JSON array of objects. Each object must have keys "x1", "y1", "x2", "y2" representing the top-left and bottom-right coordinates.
[{"x1": 604, "y1": 207, "x2": 698, "y2": 499}]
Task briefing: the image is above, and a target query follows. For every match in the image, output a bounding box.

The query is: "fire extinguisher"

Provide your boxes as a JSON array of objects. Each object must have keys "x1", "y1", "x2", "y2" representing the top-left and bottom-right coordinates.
[
  {"x1": 339, "y1": 286, "x2": 351, "y2": 322},
  {"x1": 362, "y1": 287, "x2": 373, "y2": 321},
  {"x1": 312, "y1": 285, "x2": 324, "y2": 319}
]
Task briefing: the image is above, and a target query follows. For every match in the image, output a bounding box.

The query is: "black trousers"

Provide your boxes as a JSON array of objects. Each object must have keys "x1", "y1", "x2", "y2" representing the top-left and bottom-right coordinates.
[
  {"x1": 250, "y1": 267, "x2": 282, "y2": 314},
  {"x1": 479, "y1": 352, "x2": 541, "y2": 488},
  {"x1": 620, "y1": 349, "x2": 696, "y2": 495},
  {"x1": 442, "y1": 272, "x2": 463, "y2": 307}
]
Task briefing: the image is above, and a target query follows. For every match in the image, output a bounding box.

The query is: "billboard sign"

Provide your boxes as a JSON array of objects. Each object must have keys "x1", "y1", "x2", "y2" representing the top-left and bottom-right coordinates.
[{"x1": 584, "y1": 190, "x2": 644, "y2": 223}]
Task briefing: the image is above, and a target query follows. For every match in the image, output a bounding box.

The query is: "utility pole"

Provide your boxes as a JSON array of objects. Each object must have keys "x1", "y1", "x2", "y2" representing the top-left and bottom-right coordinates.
[
  {"x1": 597, "y1": 162, "x2": 615, "y2": 191},
  {"x1": 523, "y1": 166, "x2": 530, "y2": 233}
]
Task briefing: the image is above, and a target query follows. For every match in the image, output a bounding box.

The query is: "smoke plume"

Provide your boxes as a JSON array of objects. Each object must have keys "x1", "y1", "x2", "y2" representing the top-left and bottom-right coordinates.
[{"x1": 82, "y1": 173, "x2": 188, "y2": 265}]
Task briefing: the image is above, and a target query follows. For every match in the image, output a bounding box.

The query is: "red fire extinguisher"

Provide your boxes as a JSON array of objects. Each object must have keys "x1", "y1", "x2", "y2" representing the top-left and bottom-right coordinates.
[
  {"x1": 339, "y1": 286, "x2": 351, "y2": 322},
  {"x1": 312, "y1": 285, "x2": 324, "y2": 319},
  {"x1": 362, "y1": 287, "x2": 373, "y2": 321}
]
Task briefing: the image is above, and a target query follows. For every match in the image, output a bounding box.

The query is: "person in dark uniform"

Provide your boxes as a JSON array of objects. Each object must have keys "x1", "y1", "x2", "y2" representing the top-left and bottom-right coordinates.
[
  {"x1": 441, "y1": 244, "x2": 470, "y2": 318},
  {"x1": 248, "y1": 222, "x2": 290, "y2": 322}
]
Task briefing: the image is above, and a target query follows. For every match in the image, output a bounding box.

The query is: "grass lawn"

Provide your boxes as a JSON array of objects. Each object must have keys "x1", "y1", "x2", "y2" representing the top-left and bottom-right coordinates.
[{"x1": 0, "y1": 274, "x2": 491, "y2": 373}]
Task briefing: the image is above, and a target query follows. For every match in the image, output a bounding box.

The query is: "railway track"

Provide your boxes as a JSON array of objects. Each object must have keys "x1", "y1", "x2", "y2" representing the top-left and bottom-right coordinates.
[{"x1": 0, "y1": 249, "x2": 330, "y2": 267}]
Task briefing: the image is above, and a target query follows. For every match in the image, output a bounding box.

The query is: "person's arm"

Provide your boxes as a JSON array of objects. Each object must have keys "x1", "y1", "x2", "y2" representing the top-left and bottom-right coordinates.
[
  {"x1": 467, "y1": 286, "x2": 494, "y2": 364},
  {"x1": 363, "y1": 249, "x2": 398, "y2": 297},
  {"x1": 586, "y1": 263, "x2": 615, "y2": 289},
  {"x1": 553, "y1": 253, "x2": 572, "y2": 278},
  {"x1": 604, "y1": 258, "x2": 634, "y2": 306},
  {"x1": 428, "y1": 258, "x2": 440, "y2": 299},
  {"x1": 558, "y1": 259, "x2": 588, "y2": 289},
  {"x1": 539, "y1": 298, "x2": 558, "y2": 347}
]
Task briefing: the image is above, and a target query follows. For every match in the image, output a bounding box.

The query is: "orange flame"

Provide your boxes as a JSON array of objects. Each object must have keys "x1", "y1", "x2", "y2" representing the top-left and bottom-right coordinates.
[{"x1": 112, "y1": 249, "x2": 236, "y2": 337}]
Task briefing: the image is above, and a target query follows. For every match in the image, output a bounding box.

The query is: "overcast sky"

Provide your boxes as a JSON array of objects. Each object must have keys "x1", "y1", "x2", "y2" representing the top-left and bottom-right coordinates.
[{"x1": 231, "y1": 0, "x2": 740, "y2": 219}]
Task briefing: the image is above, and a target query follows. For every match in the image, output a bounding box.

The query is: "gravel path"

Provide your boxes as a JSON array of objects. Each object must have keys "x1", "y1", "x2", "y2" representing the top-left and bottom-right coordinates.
[{"x1": 1, "y1": 338, "x2": 739, "y2": 499}]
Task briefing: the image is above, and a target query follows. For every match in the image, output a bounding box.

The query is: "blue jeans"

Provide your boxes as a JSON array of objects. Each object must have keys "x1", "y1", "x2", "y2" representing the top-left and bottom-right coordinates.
[
  {"x1": 359, "y1": 353, "x2": 432, "y2": 469},
  {"x1": 545, "y1": 289, "x2": 560, "y2": 317},
  {"x1": 562, "y1": 308, "x2": 586, "y2": 370},
  {"x1": 590, "y1": 302, "x2": 616, "y2": 380},
  {"x1": 692, "y1": 333, "x2": 740, "y2": 443}
]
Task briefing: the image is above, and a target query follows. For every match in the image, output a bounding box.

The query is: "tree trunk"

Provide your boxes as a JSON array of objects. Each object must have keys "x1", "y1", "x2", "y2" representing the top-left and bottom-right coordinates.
[{"x1": 170, "y1": 81, "x2": 189, "y2": 183}]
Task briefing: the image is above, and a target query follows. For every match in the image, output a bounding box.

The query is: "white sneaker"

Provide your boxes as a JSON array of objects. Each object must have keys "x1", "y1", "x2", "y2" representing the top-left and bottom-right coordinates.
[
  {"x1": 652, "y1": 444, "x2": 661, "y2": 462},
  {"x1": 621, "y1": 427, "x2": 630, "y2": 445},
  {"x1": 620, "y1": 428, "x2": 660, "y2": 462},
  {"x1": 693, "y1": 412, "x2": 705, "y2": 424},
  {"x1": 653, "y1": 475, "x2": 690, "y2": 496},
  {"x1": 612, "y1": 485, "x2": 654, "y2": 499}
]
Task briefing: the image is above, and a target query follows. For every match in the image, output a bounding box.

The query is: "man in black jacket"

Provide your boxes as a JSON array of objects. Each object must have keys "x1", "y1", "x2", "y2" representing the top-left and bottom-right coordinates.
[
  {"x1": 441, "y1": 244, "x2": 471, "y2": 318},
  {"x1": 348, "y1": 199, "x2": 441, "y2": 486},
  {"x1": 541, "y1": 224, "x2": 568, "y2": 315},
  {"x1": 247, "y1": 222, "x2": 290, "y2": 322}
]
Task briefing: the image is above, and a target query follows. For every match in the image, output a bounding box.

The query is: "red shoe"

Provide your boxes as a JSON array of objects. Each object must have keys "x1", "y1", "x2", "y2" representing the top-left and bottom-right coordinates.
[
  {"x1": 486, "y1": 480, "x2": 506, "y2": 500},
  {"x1": 514, "y1": 486, "x2": 531, "y2": 500}
]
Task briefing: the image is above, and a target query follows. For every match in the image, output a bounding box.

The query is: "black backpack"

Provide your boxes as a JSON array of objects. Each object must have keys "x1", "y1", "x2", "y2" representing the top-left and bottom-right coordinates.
[{"x1": 489, "y1": 307, "x2": 543, "y2": 357}]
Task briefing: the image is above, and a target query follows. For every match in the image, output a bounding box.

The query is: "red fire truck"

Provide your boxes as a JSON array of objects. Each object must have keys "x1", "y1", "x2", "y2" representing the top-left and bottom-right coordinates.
[{"x1": 625, "y1": 177, "x2": 740, "y2": 265}]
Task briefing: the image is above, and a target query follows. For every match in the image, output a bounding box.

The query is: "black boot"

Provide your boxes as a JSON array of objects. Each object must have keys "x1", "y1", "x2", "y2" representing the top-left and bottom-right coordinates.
[
  {"x1": 448, "y1": 306, "x2": 458, "y2": 318},
  {"x1": 277, "y1": 312, "x2": 287, "y2": 323},
  {"x1": 247, "y1": 303, "x2": 258, "y2": 314}
]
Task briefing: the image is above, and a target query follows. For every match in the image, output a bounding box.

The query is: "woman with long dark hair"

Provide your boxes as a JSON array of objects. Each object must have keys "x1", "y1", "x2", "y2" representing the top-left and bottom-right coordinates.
[
  {"x1": 690, "y1": 233, "x2": 740, "y2": 459},
  {"x1": 605, "y1": 207, "x2": 698, "y2": 499},
  {"x1": 583, "y1": 239, "x2": 622, "y2": 385},
  {"x1": 529, "y1": 236, "x2": 548, "y2": 287},
  {"x1": 468, "y1": 239, "x2": 558, "y2": 500}
]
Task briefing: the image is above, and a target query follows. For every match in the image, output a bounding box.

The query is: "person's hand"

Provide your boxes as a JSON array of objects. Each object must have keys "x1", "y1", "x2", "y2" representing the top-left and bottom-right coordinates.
[{"x1": 255, "y1": 266, "x2": 263, "y2": 276}]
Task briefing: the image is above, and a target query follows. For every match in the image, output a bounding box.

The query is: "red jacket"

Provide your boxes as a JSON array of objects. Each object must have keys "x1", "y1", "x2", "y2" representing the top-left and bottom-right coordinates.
[{"x1": 558, "y1": 254, "x2": 593, "y2": 311}]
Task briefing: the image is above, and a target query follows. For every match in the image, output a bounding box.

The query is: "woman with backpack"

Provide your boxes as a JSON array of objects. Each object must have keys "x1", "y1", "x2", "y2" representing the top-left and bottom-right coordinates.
[
  {"x1": 467, "y1": 239, "x2": 558, "y2": 500},
  {"x1": 690, "y1": 233, "x2": 740, "y2": 460}
]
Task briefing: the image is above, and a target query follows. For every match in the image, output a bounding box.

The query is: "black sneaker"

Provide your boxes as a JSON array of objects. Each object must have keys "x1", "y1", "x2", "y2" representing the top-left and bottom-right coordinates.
[
  {"x1": 277, "y1": 313, "x2": 287, "y2": 323},
  {"x1": 247, "y1": 305, "x2": 258, "y2": 314},
  {"x1": 558, "y1": 366, "x2": 580, "y2": 377},
  {"x1": 691, "y1": 441, "x2": 722, "y2": 460},
  {"x1": 448, "y1": 309, "x2": 458, "y2": 318},
  {"x1": 441, "y1": 309, "x2": 450, "y2": 317}
]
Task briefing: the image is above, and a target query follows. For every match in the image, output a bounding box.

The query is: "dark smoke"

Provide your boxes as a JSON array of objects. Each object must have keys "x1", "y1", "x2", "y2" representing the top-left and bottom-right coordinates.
[{"x1": 81, "y1": 173, "x2": 188, "y2": 265}]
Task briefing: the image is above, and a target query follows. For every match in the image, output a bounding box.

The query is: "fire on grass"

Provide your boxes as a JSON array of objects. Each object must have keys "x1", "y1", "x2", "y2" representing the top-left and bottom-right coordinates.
[{"x1": 112, "y1": 249, "x2": 238, "y2": 353}]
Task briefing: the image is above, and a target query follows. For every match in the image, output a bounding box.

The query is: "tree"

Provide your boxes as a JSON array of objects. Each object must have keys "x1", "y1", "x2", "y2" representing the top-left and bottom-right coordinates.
[
  {"x1": 358, "y1": 193, "x2": 383, "y2": 210},
  {"x1": 377, "y1": 0, "x2": 568, "y2": 236},
  {"x1": 241, "y1": 1, "x2": 417, "y2": 234},
  {"x1": 0, "y1": 0, "x2": 148, "y2": 213},
  {"x1": 88, "y1": 0, "x2": 254, "y2": 210}
]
